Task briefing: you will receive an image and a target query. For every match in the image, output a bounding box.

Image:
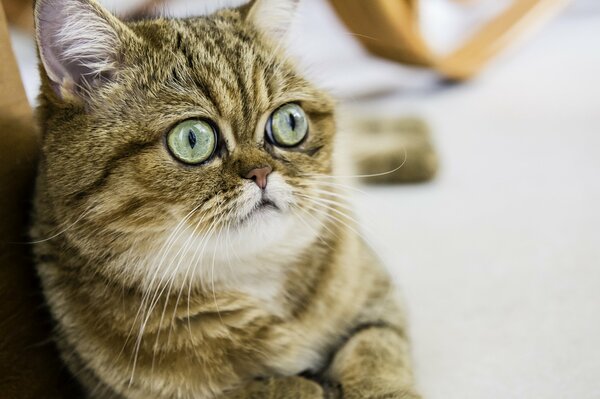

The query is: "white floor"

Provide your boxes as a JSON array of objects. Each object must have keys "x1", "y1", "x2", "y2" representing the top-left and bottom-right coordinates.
[
  {"x1": 10, "y1": 1, "x2": 600, "y2": 398},
  {"x1": 349, "y1": 11, "x2": 600, "y2": 399}
]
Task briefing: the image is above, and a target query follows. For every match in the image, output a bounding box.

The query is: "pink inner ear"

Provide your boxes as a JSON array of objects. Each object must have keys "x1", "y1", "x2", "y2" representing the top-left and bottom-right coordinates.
[
  {"x1": 37, "y1": 0, "x2": 74, "y2": 87},
  {"x1": 35, "y1": 0, "x2": 120, "y2": 97}
]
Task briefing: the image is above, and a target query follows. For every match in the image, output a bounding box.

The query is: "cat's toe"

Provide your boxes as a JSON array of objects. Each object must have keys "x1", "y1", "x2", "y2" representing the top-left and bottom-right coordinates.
[{"x1": 343, "y1": 388, "x2": 422, "y2": 399}]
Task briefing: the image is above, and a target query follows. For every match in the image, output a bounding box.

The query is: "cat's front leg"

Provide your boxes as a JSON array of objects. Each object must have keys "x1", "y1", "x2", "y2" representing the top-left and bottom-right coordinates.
[
  {"x1": 219, "y1": 375, "x2": 327, "y2": 399},
  {"x1": 325, "y1": 325, "x2": 422, "y2": 399}
]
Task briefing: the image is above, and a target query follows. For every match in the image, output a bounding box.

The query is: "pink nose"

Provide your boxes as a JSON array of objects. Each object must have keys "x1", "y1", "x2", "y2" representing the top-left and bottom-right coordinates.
[{"x1": 245, "y1": 166, "x2": 272, "y2": 189}]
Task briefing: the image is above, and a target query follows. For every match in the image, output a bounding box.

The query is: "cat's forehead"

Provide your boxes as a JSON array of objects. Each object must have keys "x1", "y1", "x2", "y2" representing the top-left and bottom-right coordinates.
[{"x1": 124, "y1": 14, "x2": 312, "y2": 142}]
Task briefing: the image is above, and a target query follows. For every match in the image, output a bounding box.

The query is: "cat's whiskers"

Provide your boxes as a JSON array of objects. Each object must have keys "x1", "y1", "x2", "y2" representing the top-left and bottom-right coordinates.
[
  {"x1": 224, "y1": 205, "x2": 243, "y2": 269},
  {"x1": 290, "y1": 205, "x2": 337, "y2": 251},
  {"x1": 150, "y1": 207, "x2": 211, "y2": 373},
  {"x1": 297, "y1": 193, "x2": 366, "y2": 233},
  {"x1": 180, "y1": 203, "x2": 240, "y2": 340},
  {"x1": 296, "y1": 192, "x2": 355, "y2": 214},
  {"x1": 114, "y1": 241, "x2": 144, "y2": 365},
  {"x1": 177, "y1": 205, "x2": 227, "y2": 358},
  {"x1": 301, "y1": 151, "x2": 408, "y2": 180},
  {"x1": 26, "y1": 203, "x2": 95, "y2": 244},
  {"x1": 145, "y1": 203, "x2": 226, "y2": 367},
  {"x1": 133, "y1": 203, "x2": 204, "y2": 325},
  {"x1": 342, "y1": 31, "x2": 383, "y2": 43},
  {"x1": 132, "y1": 201, "x2": 225, "y2": 382},
  {"x1": 297, "y1": 191, "x2": 378, "y2": 239},
  {"x1": 181, "y1": 203, "x2": 228, "y2": 330},
  {"x1": 300, "y1": 200, "x2": 378, "y2": 253},
  {"x1": 299, "y1": 178, "x2": 371, "y2": 197},
  {"x1": 127, "y1": 202, "x2": 205, "y2": 385},
  {"x1": 210, "y1": 203, "x2": 229, "y2": 328},
  {"x1": 299, "y1": 181, "x2": 396, "y2": 252},
  {"x1": 300, "y1": 186, "x2": 356, "y2": 202},
  {"x1": 166, "y1": 205, "x2": 234, "y2": 345},
  {"x1": 138, "y1": 204, "x2": 210, "y2": 322},
  {"x1": 129, "y1": 234, "x2": 189, "y2": 349}
]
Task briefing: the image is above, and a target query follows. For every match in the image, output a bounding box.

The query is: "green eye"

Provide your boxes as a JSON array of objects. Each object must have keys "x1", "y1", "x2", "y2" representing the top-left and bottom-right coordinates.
[
  {"x1": 167, "y1": 120, "x2": 217, "y2": 165},
  {"x1": 267, "y1": 103, "x2": 309, "y2": 147}
]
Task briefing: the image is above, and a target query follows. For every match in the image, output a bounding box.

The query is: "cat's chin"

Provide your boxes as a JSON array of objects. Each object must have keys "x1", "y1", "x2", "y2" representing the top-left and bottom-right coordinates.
[
  {"x1": 227, "y1": 172, "x2": 296, "y2": 238},
  {"x1": 231, "y1": 201, "x2": 292, "y2": 244}
]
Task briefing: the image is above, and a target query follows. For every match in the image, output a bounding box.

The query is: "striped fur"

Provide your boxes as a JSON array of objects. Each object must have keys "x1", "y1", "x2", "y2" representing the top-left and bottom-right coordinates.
[{"x1": 32, "y1": 0, "x2": 421, "y2": 398}]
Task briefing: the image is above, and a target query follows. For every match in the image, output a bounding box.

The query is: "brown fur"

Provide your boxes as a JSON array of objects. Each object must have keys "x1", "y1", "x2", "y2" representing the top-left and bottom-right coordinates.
[{"x1": 31, "y1": 1, "x2": 421, "y2": 398}]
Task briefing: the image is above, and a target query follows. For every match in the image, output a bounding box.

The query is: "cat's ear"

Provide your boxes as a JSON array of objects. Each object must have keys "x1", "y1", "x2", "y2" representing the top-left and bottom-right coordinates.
[
  {"x1": 242, "y1": 0, "x2": 300, "y2": 41},
  {"x1": 34, "y1": 0, "x2": 134, "y2": 101}
]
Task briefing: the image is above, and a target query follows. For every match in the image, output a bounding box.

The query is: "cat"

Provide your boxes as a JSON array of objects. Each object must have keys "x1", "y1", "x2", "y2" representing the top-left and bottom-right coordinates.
[{"x1": 31, "y1": 0, "x2": 422, "y2": 397}]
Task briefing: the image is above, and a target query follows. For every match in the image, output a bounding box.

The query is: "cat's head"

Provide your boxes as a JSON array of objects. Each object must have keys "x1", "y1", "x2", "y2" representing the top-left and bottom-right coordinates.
[{"x1": 33, "y1": 0, "x2": 337, "y2": 288}]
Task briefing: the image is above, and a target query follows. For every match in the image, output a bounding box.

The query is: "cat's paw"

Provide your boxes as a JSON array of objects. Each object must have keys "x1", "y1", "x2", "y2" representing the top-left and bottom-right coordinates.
[
  {"x1": 390, "y1": 389, "x2": 422, "y2": 399},
  {"x1": 341, "y1": 387, "x2": 422, "y2": 399},
  {"x1": 224, "y1": 376, "x2": 324, "y2": 399},
  {"x1": 272, "y1": 376, "x2": 324, "y2": 399}
]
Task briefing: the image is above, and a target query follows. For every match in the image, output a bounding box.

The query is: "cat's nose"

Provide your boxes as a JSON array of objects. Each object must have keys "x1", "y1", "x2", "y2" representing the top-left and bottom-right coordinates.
[{"x1": 244, "y1": 166, "x2": 272, "y2": 190}]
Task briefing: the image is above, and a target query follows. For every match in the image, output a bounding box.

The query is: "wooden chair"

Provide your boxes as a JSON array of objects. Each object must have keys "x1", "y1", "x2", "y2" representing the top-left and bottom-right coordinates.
[
  {"x1": 3, "y1": 0, "x2": 571, "y2": 80},
  {"x1": 328, "y1": 0, "x2": 571, "y2": 80}
]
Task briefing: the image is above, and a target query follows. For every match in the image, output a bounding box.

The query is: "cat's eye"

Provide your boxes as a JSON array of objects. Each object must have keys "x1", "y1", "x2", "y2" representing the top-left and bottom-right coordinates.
[
  {"x1": 167, "y1": 120, "x2": 217, "y2": 165},
  {"x1": 266, "y1": 103, "x2": 308, "y2": 147}
]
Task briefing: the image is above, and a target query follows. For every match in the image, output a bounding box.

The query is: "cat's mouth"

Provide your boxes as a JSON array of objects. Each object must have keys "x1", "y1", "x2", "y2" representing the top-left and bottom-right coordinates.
[
  {"x1": 237, "y1": 198, "x2": 280, "y2": 226},
  {"x1": 257, "y1": 199, "x2": 278, "y2": 210}
]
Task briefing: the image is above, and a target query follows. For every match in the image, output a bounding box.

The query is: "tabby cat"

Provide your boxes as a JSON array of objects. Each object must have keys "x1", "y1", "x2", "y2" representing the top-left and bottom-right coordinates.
[{"x1": 31, "y1": 0, "x2": 421, "y2": 397}]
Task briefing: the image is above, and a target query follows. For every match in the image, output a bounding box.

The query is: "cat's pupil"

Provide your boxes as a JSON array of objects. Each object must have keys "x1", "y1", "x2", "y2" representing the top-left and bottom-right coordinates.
[
  {"x1": 288, "y1": 113, "x2": 296, "y2": 131},
  {"x1": 188, "y1": 130, "x2": 197, "y2": 149}
]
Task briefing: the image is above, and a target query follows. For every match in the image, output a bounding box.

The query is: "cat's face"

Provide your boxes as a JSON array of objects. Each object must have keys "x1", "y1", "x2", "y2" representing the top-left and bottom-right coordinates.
[{"x1": 34, "y1": 0, "x2": 336, "y2": 288}]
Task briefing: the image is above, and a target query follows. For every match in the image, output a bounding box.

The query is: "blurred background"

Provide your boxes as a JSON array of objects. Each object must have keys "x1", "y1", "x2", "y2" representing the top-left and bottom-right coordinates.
[{"x1": 4, "y1": 0, "x2": 600, "y2": 398}]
